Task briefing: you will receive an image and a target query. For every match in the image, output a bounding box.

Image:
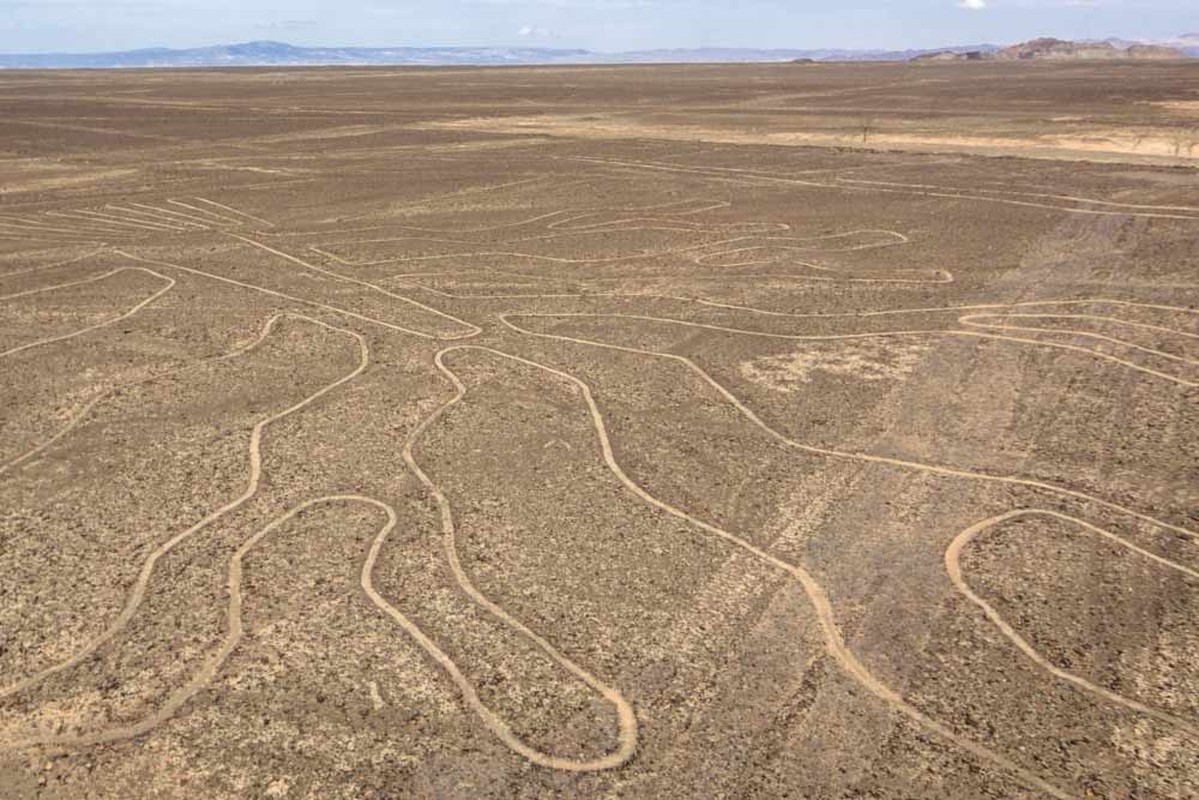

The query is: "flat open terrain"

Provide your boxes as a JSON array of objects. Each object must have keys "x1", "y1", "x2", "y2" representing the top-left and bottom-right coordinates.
[{"x1": 1, "y1": 61, "x2": 1197, "y2": 799}]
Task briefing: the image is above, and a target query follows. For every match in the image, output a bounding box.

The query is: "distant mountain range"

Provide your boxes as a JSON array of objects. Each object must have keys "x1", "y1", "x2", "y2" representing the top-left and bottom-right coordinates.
[
  {"x1": 914, "y1": 36, "x2": 1194, "y2": 62},
  {"x1": 0, "y1": 37, "x2": 1193, "y2": 69}
]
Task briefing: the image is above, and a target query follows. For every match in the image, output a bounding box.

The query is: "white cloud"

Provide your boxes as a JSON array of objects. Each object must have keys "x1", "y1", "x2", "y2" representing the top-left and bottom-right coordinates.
[
  {"x1": 517, "y1": 24, "x2": 551, "y2": 37},
  {"x1": 958, "y1": 0, "x2": 987, "y2": 8}
]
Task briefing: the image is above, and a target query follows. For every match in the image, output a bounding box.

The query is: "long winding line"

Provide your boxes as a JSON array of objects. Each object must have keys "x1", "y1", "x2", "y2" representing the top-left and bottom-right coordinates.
[
  {"x1": 0, "y1": 248, "x2": 109, "y2": 280},
  {"x1": 669, "y1": 298, "x2": 1199, "y2": 368},
  {"x1": 247, "y1": 177, "x2": 566, "y2": 237},
  {"x1": 385, "y1": 265, "x2": 948, "y2": 292},
  {"x1": 946, "y1": 509, "x2": 1199, "y2": 735},
  {"x1": 0, "y1": 314, "x2": 370, "y2": 702},
  {"x1": 166, "y1": 200, "x2": 244, "y2": 227},
  {"x1": 431, "y1": 345, "x2": 1071, "y2": 799},
  {"x1": 398, "y1": 266, "x2": 1194, "y2": 335},
  {"x1": 498, "y1": 313, "x2": 1198, "y2": 542},
  {"x1": 75, "y1": 209, "x2": 187, "y2": 233},
  {"x1": 541, "y1": 203, "x2": 785, "y2": 235},
  {"x1": 504, "y1": 311, "x2": 1197, "y2": 388},
  {"x1": 391, "y1": 281, "x2": 584, "y2": 301},
  {"x1": 0, "y1": 496, "x2": 395, "y2": 752},
  {"x1": 309, "y1": 230, "x2": 909, "y2": 272},
  {"x1": 684, "y1": 295, "x2": 1199, "y2": 320},
  {"x1": 649, "y1": 296, "x2": 1198, "y2": 369},
  {"x1": 691, "y1": 252, "x2": 949, "y2": 284},
  {"x1": 7, "y1": 464, "x2": 637, "y2": 766},
  {"x1": 692, "y1": 230, "x2": 911, "y2": 258},
  {"x1": 0, "y1": 215, "x2": 110, "y2": 237},
  {"x1": 836, "y1": 178, "x2": 1199, "y2": 214},
  {"x1": 398, "y1": 351, "x2": 639, "y2": 770},
  {"x1": 568, "y1": 156, "x2": 1199, "y2": 222},
  {"x1": 127, "y1": 203, "x2": 219, "y2": 227},
  {"x1": 189, "y1": 197, "x2": 274, "y2": 227},
  {"x1": 0, "y1": 267, "x2": 176, "y2": 359},
  {"x1": 36, "y1": 212, "x2": 157, "y2": 237},
  {"x1": 2, "y1": 492, "x2": 635, "y2": 771},
  {"x1": 0, "y1": 311, "x2": 367, "y2": 478},
  {"x1": 105, "y1": 205, "x2": 210, "y2": 231},
  {"x1": 0, "y1": 218, "x2": 111, "y2": 242},
  {"x1": 249, "y1": 190, "x2": 739, "y2": 241},
  {"x1": 959, "y1": 314, "x2": 1199, "y2": 367},
  {"x1": 228, "y1": 234, "x2": 482, "y2": 340},
  {"x1": 48, "y1": 210, "x2": 175, "y2": 234},
  {"x1": 113, "y1": 250, "x2": 446, "y2": 340},
  {"x1": 284, "y1": 201, "x2": 733, "y2": 242},
  {"x1": 309, "y1": 233, "x2": 727, "y2": 269},
  {"x1": 965, "y1": 312, "x2": 1199, "y2": 341}
]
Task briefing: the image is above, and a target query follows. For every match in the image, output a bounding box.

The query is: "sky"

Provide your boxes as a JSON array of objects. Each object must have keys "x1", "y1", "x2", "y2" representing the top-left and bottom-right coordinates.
[{"x1": 1, "y1": 0, "x2": 1195, "y2": 54}]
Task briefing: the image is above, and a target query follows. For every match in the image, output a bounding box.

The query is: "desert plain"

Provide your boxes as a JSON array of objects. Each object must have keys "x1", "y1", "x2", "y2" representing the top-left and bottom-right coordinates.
[{"x1": 0, "y1": 60, "x2": 1198, "y2": 798}]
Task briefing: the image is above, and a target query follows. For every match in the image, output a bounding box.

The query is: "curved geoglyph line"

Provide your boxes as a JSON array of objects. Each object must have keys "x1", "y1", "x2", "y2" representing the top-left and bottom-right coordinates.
[
  {"x1": 7, "y1": 174, "x2": 1195, "y2": 790},
  {"x1": 396, "y1": 348, "x2": 640, "y2": 770},
  {"x1": 836, "y1": 177, "x2": 1199, "y2": 214},
  {"x1": 309, "y1": 234, "x2": 730, "y2": 269},
  {"x1": 0, "y1": 197, "x2": 267, "y2": 244},
  {"x1": 946, "y1": 509, "x2": 1199, "y2": 735},
  {"x1": 492, "y1": 314, "x2": 1199, "y2": 782},
  {"x1": 430, "y1": 345, "x2": 1072, "y2": 799},
  {"x1": 227, "y1": 233, "x2": 482, "y2": 340},
  {"x1": 0, "y1": 309, "x2": 373, "y2": 478},
  {"x1": 692, "y1": 229, "x2": 912, "y2": 256},
  {"x1": 0, "y1": 313, "x2": 370, "y2": 702},
  {"x1": 309, "y1": 226, "x2": 913, "y2": 271},
  {"x1": 189, "y1": 196, "x2": 275, "y2": 228},
  {"x1": 0, "y1": 267, "x2": 176, "y2": 359},
  {"x1": 0, "y1": 247, "x2": 110, "y2": 280},
  {"x1": 498, "y1": 313, "x2": 1198, "y2": 542},
  {"x1": 4, "y1": 492, "x2": 637, "y2": 773},
  {"x1": 567, "y1": 156, "x2": 1199, "y2": 222},
  {"x1": 958, "y1": 313, "x2": 1199, "y2": 366},
  {"x1": 650, "y1": 295, "x2": 1198, "y2": 373},
  {"x1": 692, "y1": 253, "x2": 950, "y2": 284},
  {"x1": 502, "y1": 311, "x2": 1198, "y2": 388},
  {"x1": 113, "y1": 250, "x2": 469, "y2": 341},
  {"x1": 684, "y1": 295, "x2": 1199, "y2": 320},
  {"x1": 0, "y1": 496, "x2": 396, "y2": 752},
  {"x1": 373, "y1": 258, "x2": 1193, "y2": 379},
  {"x1": 249, "y1": 197, "x2": 780, "y2": 242}
]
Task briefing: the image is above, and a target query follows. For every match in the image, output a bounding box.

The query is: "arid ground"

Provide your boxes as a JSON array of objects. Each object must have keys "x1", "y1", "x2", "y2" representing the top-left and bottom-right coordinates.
[{"x1": 1, "y1": 61, "x2": 1197, "y2": 799}]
